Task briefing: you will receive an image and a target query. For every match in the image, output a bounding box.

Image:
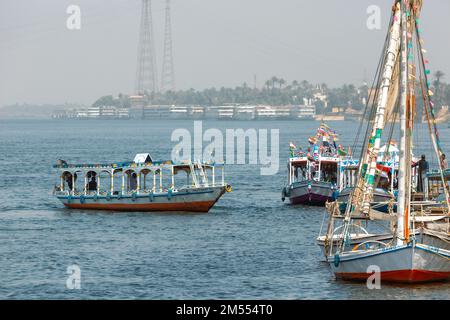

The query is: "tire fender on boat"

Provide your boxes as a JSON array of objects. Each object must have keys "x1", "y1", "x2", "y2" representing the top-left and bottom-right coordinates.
[
  {"x1": 334, "y1": 253, "x2": 340, "y2": 268},
  {"x1": 132, "y1": 192, "x2": 137, "y2": 202},
  {"x1": 106, "y1": 192, "x2": 111, "y2": 201},
  {"x1": 167, "y1": 189, "x2": 173, "y2": 200},
  {"x1": 80, "y1": 195, "x2": 85, "y2": 204},
  {"x1": 149, "y1": 192, "x2": 154, "y2": 202},
  {"x1": 281, "y1": 187, "x2": 286, "y2": 202}
]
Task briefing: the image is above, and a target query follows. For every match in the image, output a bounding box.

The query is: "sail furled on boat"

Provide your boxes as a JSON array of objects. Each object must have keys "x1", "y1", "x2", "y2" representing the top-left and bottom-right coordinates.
[{"x1": 353, "y1": 3, "x2": 403, "y2": 216}]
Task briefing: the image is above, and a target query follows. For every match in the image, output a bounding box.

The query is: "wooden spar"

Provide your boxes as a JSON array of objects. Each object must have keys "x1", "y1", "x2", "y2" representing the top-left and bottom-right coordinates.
[
  {"x1": 359, "y1": 3, "x2": 402, "y2": 214},
  {"x1": 397, "y1": 0, "x2": 409, "y2": 245}
]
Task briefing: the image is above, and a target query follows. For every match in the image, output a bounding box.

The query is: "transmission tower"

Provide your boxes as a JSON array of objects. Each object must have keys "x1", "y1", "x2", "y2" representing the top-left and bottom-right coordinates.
[
  {"x1": 135, "y1": 0, "x2": 158, "y2": 95},
  {"x1": 161, "y1": 0, "x2": 175, "y2": 92}
]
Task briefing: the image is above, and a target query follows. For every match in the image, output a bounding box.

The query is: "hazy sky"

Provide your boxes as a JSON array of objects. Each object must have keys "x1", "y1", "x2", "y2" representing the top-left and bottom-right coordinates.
[{"x1": 1, "y1": 0, "x2": 449, "y2": 106}]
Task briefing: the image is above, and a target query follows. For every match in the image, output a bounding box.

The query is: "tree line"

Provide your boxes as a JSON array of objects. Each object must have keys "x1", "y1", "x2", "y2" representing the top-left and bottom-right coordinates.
[{"x1": 93, "y1": 72, "x2": 450, "y2": 114}]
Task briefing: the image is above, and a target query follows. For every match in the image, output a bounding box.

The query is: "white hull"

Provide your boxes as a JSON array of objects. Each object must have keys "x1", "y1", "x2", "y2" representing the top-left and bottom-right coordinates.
[{"x1": 328, "y1": 242, "x2": 450, "y2": 283}]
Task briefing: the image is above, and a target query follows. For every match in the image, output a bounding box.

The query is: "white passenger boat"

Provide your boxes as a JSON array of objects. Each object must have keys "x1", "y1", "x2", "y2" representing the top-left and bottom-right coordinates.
[{"x1": 53, "y1": 153, "x2": 231, "y2": 213}]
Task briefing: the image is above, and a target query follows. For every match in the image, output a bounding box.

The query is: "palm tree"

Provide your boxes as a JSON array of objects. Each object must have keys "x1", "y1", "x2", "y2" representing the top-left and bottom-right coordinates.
[
  {"x1": 434, "y1": 71, "x2": 445, "y2": 107},
  {"x1": 271, "y1": 76, "x2": 278, "y2": 90},
  {"x1": 434, "y1": 70, "x2": 445, "y2": 85}
]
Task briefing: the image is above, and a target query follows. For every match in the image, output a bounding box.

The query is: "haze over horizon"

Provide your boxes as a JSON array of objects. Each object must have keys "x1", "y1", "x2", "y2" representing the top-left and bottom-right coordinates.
[{"x1": 1, "y1": 0, "x2": 450, "y2": 107}]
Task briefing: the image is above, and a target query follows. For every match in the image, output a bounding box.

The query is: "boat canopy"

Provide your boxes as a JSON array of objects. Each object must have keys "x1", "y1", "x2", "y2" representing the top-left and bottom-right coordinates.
[
  {"x1": 53, "y1": 158, "x2": 224, "y2": 172},
  {"x1": 377, "y1": 144, "x2": 400, "y2": 163},
  {"x1": 134, "y1": 153, "x2": 153, "y2": 164}
]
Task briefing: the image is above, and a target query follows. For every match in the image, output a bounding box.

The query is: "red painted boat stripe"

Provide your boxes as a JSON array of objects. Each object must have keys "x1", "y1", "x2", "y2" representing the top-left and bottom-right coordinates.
[{"x1": 336, "y1": 270, "x2": 450, "y2": 283}]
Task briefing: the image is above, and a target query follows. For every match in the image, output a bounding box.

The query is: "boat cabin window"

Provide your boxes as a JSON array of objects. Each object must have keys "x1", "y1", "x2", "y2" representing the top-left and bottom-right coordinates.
[
  {"x1": 320, "y1": 163, "x2": 337, "y2": 183},
  {"x1": 292, "y1": 162, "x2": 308, "y2": 182}
]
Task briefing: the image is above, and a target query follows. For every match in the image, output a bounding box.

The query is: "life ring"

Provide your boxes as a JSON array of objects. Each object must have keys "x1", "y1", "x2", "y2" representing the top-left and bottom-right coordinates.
[{"x1": 226, "y1": 185, "x2": 232, "y2": 193}]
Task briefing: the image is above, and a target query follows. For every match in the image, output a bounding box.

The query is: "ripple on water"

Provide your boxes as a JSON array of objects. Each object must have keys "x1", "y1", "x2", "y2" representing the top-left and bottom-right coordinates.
[{"x1": 1, "y1": 120, "x2": 450, "y2": 299}]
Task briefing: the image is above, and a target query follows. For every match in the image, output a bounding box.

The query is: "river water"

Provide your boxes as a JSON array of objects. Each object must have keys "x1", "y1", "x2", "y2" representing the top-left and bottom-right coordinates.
[{"x1": 0, "y1": 119, "x2": 449, "y2": 299}]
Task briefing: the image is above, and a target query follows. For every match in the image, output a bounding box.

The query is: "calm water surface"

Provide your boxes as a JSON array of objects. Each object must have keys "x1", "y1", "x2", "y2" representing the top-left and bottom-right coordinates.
[{"x1": 0, "y1": 119, "x2": 449, "y2": 299}]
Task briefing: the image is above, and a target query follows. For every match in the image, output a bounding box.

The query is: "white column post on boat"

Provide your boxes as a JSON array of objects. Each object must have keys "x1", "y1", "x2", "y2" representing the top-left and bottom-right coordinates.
[
  {"x1": 137, "y1": 172, "x2": 140, "y2": 194},
  {"x1": 72, "y1": 173, "x2": 75, "y2": 196},
  {"x1": 347, "y1": 169, "x2": 350, "y2": 187},
  {"x1": 110, "y1": 170, "x2": 114, "y2": 194},
  {"x1": 171, "y1": 166, "x2": 174, "y2": 189},
  {"x1": 97, "y1": 173, "x2": 100, "y2": 195},
  {"x1": 397, "y1": 2, "x2": 409, "y2": 245},
  {"x1": 121, "y1": 170, "x2": 125, "y2": 194},
  {"x1": 84, "y1": 172, "x2": 87, "y2": 196},
  {"x1": 160, "y1": 167, "x2": 163, "y2": 192},
  {"x1": 292, "y1": 163, "x2": 295, "y2": 183},
  {"x1": 60, "y1": 175, "x2": 64, "y2": 191},
  {"x1": 391, "y1": 166, "x2": 394, "y2": 193},
  {"x1": 212, "y1": 166, "x2": 215, "y2": 186},
  {"x1": 153, "y1": 171, "x2": 156, "y2": 192},
  {"x1": 221, "y1": 166, "x2": 224, "y2": 186},
  {"x1": 318, "y1": 157, "x2": 321, "y2": 181},
  {"x1": 288, "y1": 160, "x2": 291, "y2": 185},
  {"x1": 337, "y1": 164, "x2": 340, "y2": 190}
]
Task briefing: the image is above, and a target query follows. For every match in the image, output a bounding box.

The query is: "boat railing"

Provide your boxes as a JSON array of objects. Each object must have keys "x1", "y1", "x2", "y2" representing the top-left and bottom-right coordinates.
[
  {"x1": 56, "y1": 183, "x2": 228, "y2": 197},
  {"x1": 351, "y1": 240, "x2": 389, "y2": 252}
]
